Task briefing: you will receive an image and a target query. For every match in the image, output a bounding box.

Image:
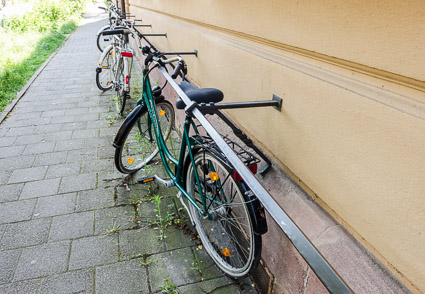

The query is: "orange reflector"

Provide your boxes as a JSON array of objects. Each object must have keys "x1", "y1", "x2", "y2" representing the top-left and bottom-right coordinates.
[
  {"x1": 121, "y1": 51, "x2": 133, "y2": 57},
  {"x1": 107, "y1": 82, "x2": 111, "y2": 85},
  {"x1": 127, "y1": 158, "x2": 134, "y2": 164},
  {"x1": 159, "y1": 110, "x2": 165, "y2": 116},
  {"x1": 102, "y1": 66, "x2": 108, "y2": 69},
  {"x1": 222, "y1": 248, "x2": 231, "y2": 257},
  {"x1": 209, "y1": 172, "x2": 219, "y2": 181},
  {"x1": 142, "y1": 178, "x2": 154, "y2": 183}
]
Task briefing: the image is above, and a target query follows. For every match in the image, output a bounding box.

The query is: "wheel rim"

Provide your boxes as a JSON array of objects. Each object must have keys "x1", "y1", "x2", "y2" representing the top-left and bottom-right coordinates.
[
  {"x1": 97, "y1": 51, "x2": 113, "y2": 90},
  {"x1": 187, "y1": 152, "x2": 255, "y2": 276}
]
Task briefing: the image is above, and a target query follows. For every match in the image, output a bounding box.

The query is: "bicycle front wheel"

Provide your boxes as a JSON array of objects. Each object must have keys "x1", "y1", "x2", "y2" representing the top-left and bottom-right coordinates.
[
  {"x1": 186, "y1": 150, "x2": 261, "y2": 277},
  {"x1": 96, "y1": 47, "x2": 114, "y2": 91},
  {"x1": 97, "y1": 28, "x2": 111, "y2": 52},
  {"x1": 114, "y1": 101, "x2": 175, "y2": 174}
]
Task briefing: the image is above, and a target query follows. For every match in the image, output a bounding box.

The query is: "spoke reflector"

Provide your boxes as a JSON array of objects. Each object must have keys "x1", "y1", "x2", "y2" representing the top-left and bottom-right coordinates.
[
  {"x1": 127, "y1": 158, "x2": 134, "y2": 164},
  {"x1": 222, "y1": 248, "x2": 231, "y2": 257},
  {"x1": 159, "y1": 110, "x2": 165, "y2": 116},
  {"x1": 209, "y1": 172, "x2": 219, "y2": 181}
]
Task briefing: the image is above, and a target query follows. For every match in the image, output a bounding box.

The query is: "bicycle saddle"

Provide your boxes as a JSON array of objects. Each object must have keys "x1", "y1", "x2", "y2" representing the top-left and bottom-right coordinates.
[{"x1": 176, "y1": 81, "x2": 223, "y2": 109}]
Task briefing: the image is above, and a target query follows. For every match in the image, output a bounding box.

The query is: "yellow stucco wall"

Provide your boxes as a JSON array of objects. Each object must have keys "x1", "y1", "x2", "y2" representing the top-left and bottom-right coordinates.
[{"x1": 128, "y1": 0, "x2": 425, "y2": 291}]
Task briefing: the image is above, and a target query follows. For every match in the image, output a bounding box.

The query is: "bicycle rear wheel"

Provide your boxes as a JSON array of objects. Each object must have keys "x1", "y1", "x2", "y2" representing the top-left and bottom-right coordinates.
[
  {"x1": 186, "y1": 150, "x2": 261, "y2": 277},
  {"x1": 114, "y1": 101, "x2": 175, "y2": 174}
]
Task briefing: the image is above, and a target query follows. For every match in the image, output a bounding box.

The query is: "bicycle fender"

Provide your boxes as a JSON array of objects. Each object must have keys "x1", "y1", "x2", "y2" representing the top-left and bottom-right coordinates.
[
  {"x1": 243, "y1": 185, "x2": 268, "y2": 235},
  {"x1": 96, "y1": 25, "x2": 111, "y2": 36},
  {"x1": 113, "y1": 104, "x2": 147, "y2": 149},
  {"x1": 96, "y1": 44, "x2": 113, "y2": 68}
]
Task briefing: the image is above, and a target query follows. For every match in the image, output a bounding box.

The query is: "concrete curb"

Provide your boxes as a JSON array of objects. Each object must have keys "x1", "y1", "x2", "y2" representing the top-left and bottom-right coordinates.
[{"x1": 0, "y1": 33, "x2": 71, "y2": 125}]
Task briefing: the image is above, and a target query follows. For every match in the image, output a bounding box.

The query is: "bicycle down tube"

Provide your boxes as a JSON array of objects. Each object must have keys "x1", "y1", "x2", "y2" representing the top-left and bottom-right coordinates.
[{"x1": 157, "y1": 66, "x2": 353, "y2": 294}]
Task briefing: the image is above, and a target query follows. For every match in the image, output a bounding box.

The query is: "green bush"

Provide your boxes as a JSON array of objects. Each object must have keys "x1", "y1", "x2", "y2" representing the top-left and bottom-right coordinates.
[{"x1": 2, "y1": 0, "x2": 88, "y2": 32}]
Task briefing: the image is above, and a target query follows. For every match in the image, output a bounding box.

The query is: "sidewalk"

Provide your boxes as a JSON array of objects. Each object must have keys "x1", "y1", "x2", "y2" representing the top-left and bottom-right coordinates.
[{"x1": 0, "y1": 3, "x2": 257, "y2": 294}]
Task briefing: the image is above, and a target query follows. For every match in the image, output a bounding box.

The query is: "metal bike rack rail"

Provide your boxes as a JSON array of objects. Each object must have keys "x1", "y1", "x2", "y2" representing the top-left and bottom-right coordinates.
[{"x1": 158, "y1": 66, "x2": 353, "y2": 294}]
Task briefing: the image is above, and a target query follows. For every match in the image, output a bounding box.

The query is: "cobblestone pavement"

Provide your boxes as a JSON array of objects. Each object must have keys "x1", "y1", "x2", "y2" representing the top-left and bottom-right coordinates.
[{"x1": 0, "y1": 3, "x2": 258, "y2": 294}]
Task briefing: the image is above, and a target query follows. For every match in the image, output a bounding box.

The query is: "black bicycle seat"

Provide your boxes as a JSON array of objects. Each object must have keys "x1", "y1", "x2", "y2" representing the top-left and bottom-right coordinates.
[{"x1": 176, "y1": 81, "x2": 223, "y2": 109}]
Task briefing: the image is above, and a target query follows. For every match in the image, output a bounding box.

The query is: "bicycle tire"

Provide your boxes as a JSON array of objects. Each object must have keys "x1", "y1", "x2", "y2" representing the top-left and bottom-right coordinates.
[
  {"x1": 96, "y1": 47, "x2": 114, "y2": 91},
  {"x1": 97, "y1": 27, "x2": 111, "y2": 52},
  {"x1": 114, "y1": 101, "x2": 175, "y2": 174},
  {"x1": 186, "y1": 150, "x2": 261, "y2": 277}
]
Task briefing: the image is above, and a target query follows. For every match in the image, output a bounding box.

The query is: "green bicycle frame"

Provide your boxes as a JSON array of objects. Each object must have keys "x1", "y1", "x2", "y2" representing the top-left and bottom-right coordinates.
[{"x1": 140, "y1": 73, "x2": 213, "y2": 216}]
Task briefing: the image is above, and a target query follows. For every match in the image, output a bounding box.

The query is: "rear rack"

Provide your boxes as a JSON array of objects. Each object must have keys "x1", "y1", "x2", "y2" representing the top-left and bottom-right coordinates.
[{"x1": 191, "y1": 134, "x2": 260, "y2": 169}]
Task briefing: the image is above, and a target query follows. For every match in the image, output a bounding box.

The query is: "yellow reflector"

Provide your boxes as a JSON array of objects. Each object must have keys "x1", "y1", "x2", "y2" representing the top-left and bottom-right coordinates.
[
  {"x1": 107, "y1": 82, "x2": 111, "y2": 85},
  {"x1": 110, "y1": 51, "x2": 114, "y2": 55},
  {"x1": 209, "y1": 172, "x2": 219, "y2": 181},
  {"x1": 159, "y1": 110, "x2": 165, "y2": 116},
  {"x1": 222, "y1": 248, "x2": 231, "y2": 257},
  {"x1": 102, "y1": 66, "x2": 108, "y2": 69},
  {"x1": 127, "y1": 158, "x2": 134, "y2": 164}
]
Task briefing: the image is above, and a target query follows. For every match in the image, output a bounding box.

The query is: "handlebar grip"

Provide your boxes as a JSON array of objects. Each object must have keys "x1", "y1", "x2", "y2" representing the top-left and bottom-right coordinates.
[
  {"x1": 171, "y1": 62, "x2": 183, "y2": 79},
  {"x1": 102, "y1": 29, "x2": 124, "y2": 36}
]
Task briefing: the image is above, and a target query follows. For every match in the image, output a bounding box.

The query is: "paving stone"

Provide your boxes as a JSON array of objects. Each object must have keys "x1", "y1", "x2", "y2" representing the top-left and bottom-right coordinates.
[
  {"x1": 69, "y1": 234, "x2": 118, "y2": 270},
  {"x1": 193, "y1": 245, "x2": 224, "y2": 280},
  {"x1": 0, "y1": 170, "x2": 12, "y2": 186},
  {"x1": 20, "y1": 178, "x2": 61, "y2": 199},
  {"x1": 54, "y1": 139, "x2": 85, "y2": 151},
  {"x1": 0, "y1": 145, "x2": 25, "y2": 159},
  {"x1": 85, "y1": 136, "x2": 111, "y2": 148},
  {"x1": 178, "y1": 277, "x2": 241, "y2": 294},
  {"x1": 34, "y1": 124, "x2": 62, "y2": 134},
  {"x1": 61, "y1": 121, "x2": 87, "y2": 131},
  {"x1": 23, "y1": 142, "x2": 55, "y2": 155},
  {"x1": 59, "y1": 173, "x2": 96, "y2": 193},
  {"x1": 76, "y1": 188, "x2": 114, "y2": 212},
  {"x1": 0, "y1": 184, "x2": 24, "y2": 203},
  {"x1": 14, "y1": 241, "x2": 70, "y2": 280},
  {"x1": 75, "y1": 112, "x2": 99, "y2": 122},
  {"x1": 65, "y1": 108, "x2": 89, "y2": 116},
  {"x1": 0, "y1": 249, "x2": 21, "y2": 284},
  {"x1": 95, "y1": 206, "x2": 136, "y2": 234},
  {"x1": 119, "y1": 228, "x2": 165, "y2": 259},
  {"x1": 39, "y1": 269, "x2": 93, "y2": 294},
  {"x1": 80, "y1": 158, "x2": 114, "y2": 173},
  {"x1": 97, "y1": 170, "x2": 123, "y2": 189},
  {"x1": 66, "y1": 148, "x2": 97, "y2": 163},
  {"x1": 72, "y1": 129, "x2": 98, "y2": 139},
  {"x1": 98, "y1": 145, "x2": 115, "y2": 159},
  {"x1": 0, "y1": 155, "x2": 35, "y2": 171},
  {"x1": 164, "y1": 226, "x2": 196, "y2": 251},
  {"x1": 33, "y1": 193, "x2": 76, "y2": 218},
  {"x1": 0, "y1": 218, "x2": 50, "y2": 250},
  {"x1": 96, "y1": 259, "x2": 149, "y2": 294},
  {"x1": 41, "y1": 110, "x2": 66, "y2": 118},
  {"x1": 43, "y1": 131, "x2": 74, "y2": 143},
  {"x1": 13, "y1": 134, "x2": 45, "y2": 146},
  {"x1": 49, "y1": 115, "x2": 76, "y2": 124},
  {"x1": 5, "y1": 126, "x2": 36, "y2": 137},
  {"x1": 49, "y1": 211, "x2": 94, "y2": 241},
  {"x1": 45, "y1": 162, "x2": 81, "y2": 179},
  {"x1": 8, "y1": 166, "x2": 47, "y2": 184},
  {"x1": 0, "y1": 199, "x2": 36, "y2": 224},
  {"x1": 148, "y1": 247, "x2": 201, "y2": 291},
  {"x1": 0, "y1": 279, "x2": 41, "y2": 294},
  {"x1": 33, "y1": 151, "x2": 68, "y2": 166},
  {"x1": 0, "y1": 136, "x2": 17, "y2": 147}
]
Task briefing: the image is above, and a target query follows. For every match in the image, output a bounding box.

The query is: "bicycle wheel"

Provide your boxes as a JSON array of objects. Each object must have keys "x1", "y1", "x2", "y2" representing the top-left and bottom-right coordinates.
[
  {"x1": 115, "y1": 101, "x2": 175, "y2": 174},
  {"x1": 186, "y1": 150, "x2": 261, "y2": 277},
  {"x1": 96, "y1": 47, "x2": 114, "y2": 91},
  {"x1": 115, "y1": 59, "x2": 126, "y2": 115},
  {"x1": 97, "y1": 28, "x2": 111, "y2": 52}
]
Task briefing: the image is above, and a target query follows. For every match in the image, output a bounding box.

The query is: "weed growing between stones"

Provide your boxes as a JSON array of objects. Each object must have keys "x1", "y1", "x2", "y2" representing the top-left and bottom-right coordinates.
[{"x1": 159, "y1": 278, "x2": 179, "y2": 294}]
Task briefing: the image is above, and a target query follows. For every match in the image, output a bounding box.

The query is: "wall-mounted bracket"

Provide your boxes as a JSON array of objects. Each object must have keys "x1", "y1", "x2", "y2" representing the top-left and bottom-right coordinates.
[{"x1": 272, "y1": 94, "x2": 283, "y2": 112}]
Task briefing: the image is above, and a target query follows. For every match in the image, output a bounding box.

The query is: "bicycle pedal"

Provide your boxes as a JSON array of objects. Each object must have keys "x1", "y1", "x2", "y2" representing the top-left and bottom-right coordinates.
[{"x1": 137, "y1": 176, "x2": 155, "y2": 184}]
